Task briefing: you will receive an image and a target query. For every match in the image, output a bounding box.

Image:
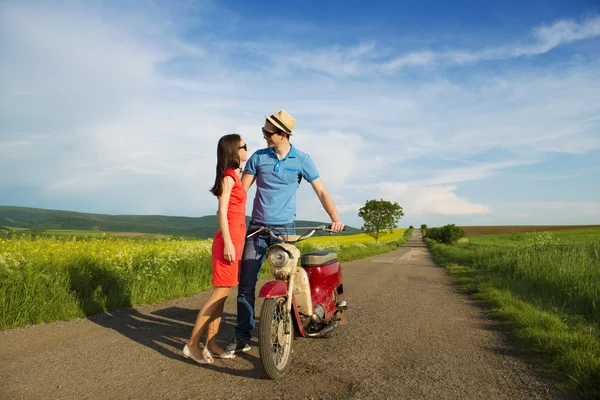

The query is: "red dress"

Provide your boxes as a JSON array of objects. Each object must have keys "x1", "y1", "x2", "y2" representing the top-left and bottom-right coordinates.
[{"x1": 211, "y1": 168, "x2": 247, "y2": 287}]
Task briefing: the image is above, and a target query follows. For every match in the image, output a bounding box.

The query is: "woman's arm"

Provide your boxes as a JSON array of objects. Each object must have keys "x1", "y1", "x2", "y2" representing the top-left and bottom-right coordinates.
[{"x1": 217, "y1": 175, "x2": 237, "y2": 261}]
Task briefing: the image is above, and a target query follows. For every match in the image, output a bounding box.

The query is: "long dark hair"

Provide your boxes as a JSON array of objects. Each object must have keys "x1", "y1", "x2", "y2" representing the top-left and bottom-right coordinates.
[{"x1": 210, "y1": 133, "x2": 241, "y2": 197}]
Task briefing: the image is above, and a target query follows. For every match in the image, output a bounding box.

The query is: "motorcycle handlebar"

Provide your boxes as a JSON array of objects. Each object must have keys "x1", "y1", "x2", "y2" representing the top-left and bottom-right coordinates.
[
  {"x1": 327, "y1": 225, "x2": 347, "y2": 232},
  {"x1": 293, "y1": 225, "x2": 346, "y2": 232},
  {"x1": 245, "y1": 225, "x2": 345, "y2": 241}
]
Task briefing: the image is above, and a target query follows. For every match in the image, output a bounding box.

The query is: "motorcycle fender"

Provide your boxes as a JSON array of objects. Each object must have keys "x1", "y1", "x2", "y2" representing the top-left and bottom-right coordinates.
[
  {"x1": 291, "y1": 297, "x2": 306, "y2": 337},
  {"x1": 259, "y1": 280, "x2": 288, "y2": 298},
  {"x1": 259, "y1": 281, "x2": 307, "y2": 338}
]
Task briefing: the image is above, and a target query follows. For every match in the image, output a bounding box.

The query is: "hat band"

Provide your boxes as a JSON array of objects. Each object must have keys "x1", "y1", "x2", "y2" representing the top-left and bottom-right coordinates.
[{"x1": 270, "y1": 115, "x2": 292, "y2": 133}]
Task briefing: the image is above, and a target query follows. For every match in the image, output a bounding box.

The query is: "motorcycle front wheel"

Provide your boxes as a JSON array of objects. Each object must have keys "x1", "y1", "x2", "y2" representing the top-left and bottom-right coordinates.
[{"x1": 259, "y1": 297, "x2": 294, "y2": 379}]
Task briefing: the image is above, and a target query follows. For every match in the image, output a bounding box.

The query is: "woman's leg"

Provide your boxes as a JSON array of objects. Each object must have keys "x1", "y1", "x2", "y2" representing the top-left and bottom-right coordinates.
[
  {"x1": 186, "y1": 287, "x2": 231, "y2": 358},
  {"x1": 206, "y1": 293, "x2": 228, "y2": 354}
]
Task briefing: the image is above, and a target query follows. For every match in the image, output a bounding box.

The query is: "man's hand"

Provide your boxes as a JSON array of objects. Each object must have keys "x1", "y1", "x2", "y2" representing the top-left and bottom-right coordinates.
[{"x1": 330, "y1": 221, "x2": 345, "y2": 232}]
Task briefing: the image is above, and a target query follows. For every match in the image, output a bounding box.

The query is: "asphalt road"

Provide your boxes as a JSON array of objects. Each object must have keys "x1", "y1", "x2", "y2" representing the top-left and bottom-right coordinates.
[{"x1": 0, "y1": 231, "x2": 571, "y2": 399}]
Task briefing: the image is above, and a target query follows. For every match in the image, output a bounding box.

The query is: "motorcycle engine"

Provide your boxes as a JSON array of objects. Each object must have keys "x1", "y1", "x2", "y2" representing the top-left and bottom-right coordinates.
[{"x1": 267, "y1": 243, "x2": 300, "y2": 280}]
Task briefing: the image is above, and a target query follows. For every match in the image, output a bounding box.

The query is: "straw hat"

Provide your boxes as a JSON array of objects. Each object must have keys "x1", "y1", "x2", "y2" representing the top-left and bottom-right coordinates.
[{"x1": 266, "y1": 110, "x2": 295, "y2": 135}]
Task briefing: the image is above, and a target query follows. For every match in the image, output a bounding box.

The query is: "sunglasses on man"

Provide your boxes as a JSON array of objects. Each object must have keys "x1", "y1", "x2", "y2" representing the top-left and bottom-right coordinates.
[{"x1": 262, "y1": 127, "x2": 283, "y2": 138}]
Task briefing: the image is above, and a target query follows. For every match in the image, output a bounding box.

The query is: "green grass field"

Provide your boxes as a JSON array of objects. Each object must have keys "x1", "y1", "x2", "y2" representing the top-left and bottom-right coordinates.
[
  {"x1": 0, "y1": 228, "x2": 412, "y2": 330},
  {"x1": 427, "y1": 227, "x2": 600, "y2": 398}
]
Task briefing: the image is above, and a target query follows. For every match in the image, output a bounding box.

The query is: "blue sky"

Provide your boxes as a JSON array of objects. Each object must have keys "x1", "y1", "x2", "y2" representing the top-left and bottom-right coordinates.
[{"x1": 1, "y1": 0, "x2": 599, "y2": 228}]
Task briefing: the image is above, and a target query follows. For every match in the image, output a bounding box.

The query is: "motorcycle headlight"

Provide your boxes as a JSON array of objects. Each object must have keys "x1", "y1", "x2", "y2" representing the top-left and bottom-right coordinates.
[{"x1": 267, "y1": 246, "x2": 290, "y2": 268}]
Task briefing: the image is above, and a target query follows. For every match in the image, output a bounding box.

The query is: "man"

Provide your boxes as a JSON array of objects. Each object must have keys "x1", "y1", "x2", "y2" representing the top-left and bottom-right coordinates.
[{"x1": 226, "y1": 109, "x2": 345, "y2": 353}]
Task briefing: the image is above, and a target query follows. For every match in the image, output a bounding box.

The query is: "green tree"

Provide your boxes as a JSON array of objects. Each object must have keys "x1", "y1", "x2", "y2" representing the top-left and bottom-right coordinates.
[
  {"x1": 425, "y1": 224, "x2": 465, "y2": 244},
  {"x1": 358, "y1": 199, "x2": 404, "y2": 243}
]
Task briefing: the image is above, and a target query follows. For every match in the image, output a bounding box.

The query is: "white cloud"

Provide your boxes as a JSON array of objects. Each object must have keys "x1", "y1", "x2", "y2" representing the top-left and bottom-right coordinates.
[
  {"x1": 412, "y1": 159, "x2": 536, "y2": 186},
  {"x1": 258, "y1": 16, "x2": 600, "y2": 76},
  {"x1": 314, "y1": 181, "x2": 492, "y2": 224},
  {"x1": 379, "y1": 182, "x2": 491, "y2": 216},
  {"x1": 0, "y1": 140, "x2": 33, "y2": 149},
  {"x1": 274, "y1": 42, "x2": 378, "y2": 78},
  {"x1": 383, "y1": 15, "x2": 600, "y2": 72},
  {"x1": 532, "y1": 16, "x2": 600, "y2": 51},
  {"x1": 292, "y1": 130, "x2": 383, "y2": 188},
  {"x1": 334, "y1": 203, "x2": 364, "y2": 214},
  {"x1": 0, "y1": 4, "x2": 165, "y2": 115},
  {"x1": 381, "y1": 51, "x2": 437, "y2": 72}
]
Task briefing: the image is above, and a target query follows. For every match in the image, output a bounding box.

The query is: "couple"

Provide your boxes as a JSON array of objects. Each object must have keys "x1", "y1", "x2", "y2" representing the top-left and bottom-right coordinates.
[{"x1": 183, "y1": 110, "x2": 345, "y2": 365}]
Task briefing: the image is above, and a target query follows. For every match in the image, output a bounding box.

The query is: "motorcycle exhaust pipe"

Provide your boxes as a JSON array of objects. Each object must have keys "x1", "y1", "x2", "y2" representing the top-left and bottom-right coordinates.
[{"x1": 306, "y1": 319, "x2": 340, "y2": 338}]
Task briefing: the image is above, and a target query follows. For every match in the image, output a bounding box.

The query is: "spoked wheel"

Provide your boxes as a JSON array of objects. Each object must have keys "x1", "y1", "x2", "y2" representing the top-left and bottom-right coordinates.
[{"x1": 259, "y1": 297, "x2": 294, "y2": 379}]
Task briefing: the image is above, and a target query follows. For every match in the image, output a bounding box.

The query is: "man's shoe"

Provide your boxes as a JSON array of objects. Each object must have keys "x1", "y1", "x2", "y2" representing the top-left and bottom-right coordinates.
[{"x1": 225, "y1": 337, "x2": 251, "y2": 353}]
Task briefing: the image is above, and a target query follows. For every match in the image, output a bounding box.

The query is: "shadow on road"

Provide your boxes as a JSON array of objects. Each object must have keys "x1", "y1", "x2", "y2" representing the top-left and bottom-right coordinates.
[
  {"x1": 68, "y1": 264, "x2": 132, "y2": 315},
  {"x1": 88, "y1": 306, "x2": 266, "y2": 379},
  {"x1": 67, "y1": 260, "x2": 266, "y2": 378}
]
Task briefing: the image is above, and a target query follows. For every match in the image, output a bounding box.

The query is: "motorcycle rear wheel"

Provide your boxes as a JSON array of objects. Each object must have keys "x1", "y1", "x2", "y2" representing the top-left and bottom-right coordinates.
[{"x1": 259, "y1": 297, "x2": 294, "y2": 379}]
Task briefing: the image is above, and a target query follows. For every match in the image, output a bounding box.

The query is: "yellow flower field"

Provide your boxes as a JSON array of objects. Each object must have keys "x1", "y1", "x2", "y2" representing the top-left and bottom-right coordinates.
[
  {"x1": 305, "y1": 228, "x2": 407, "y2": 243},
  {"x1": 0, "y1": 235, "x2": 214, "y2": 329}
]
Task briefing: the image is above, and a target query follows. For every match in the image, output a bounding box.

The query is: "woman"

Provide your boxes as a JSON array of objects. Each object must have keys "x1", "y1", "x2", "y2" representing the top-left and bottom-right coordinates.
[{"x1": 183, "y1": 134, "x2": 248, "y2": 364}]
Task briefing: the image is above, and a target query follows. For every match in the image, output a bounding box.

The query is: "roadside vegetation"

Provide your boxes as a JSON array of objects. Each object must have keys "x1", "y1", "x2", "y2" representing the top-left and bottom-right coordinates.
[
  {"x1": 459, "y1": 225, "x2": 600, "y2": 236},
  {"x1": 0, "y1": 228, "x2": 412, "y2": 330},
  {"x1": 423, "y1": 224, "x2": 466, "y2": 244},
  {"x1": 299, "y1": 228, "x2": 411, "y2": 263},
  {"x1": 425, "y1": 226, "x2": 600, "y2": 398}
]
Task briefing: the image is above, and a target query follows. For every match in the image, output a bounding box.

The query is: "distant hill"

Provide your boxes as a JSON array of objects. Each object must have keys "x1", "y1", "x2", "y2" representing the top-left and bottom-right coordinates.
[{"x1": 0, "y1": 206, "x2": 363, "y2": 239}]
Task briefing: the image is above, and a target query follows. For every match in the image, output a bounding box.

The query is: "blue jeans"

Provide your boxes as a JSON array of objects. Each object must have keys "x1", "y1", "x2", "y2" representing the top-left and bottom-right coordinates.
[{"x1": 234, "y1": 221, "x2": 295, "y2": 341}]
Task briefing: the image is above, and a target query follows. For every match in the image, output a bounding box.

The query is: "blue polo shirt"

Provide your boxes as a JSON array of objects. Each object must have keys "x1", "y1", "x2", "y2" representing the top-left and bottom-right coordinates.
[{"x1": 245, "y1": 144, "x2": 320, "y2": 225}]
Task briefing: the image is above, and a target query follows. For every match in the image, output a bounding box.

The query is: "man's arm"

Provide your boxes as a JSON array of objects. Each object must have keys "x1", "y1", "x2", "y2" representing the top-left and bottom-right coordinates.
[
  {"x1": 241, "y1": 171, "x2": 256, "y2": 191},
  {"x1": 309, "y1": 177, "x2": 345, "y2": 232}
]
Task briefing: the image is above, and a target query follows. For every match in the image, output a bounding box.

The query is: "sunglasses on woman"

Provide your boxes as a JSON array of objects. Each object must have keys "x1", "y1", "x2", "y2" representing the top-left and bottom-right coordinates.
[{"x1": 239, "y1": 144, "x2": 247, "y2": 151}]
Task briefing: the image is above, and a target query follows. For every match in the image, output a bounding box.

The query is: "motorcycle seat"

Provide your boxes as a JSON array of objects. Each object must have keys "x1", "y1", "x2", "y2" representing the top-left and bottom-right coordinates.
[{"x1": 301, "y1": 250, "x2": 338, "y2": 267}]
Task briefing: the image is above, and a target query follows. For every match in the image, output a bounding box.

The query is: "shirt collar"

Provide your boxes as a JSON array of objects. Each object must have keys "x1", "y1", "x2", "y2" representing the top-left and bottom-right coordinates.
[
  {"x1": 288, "y1": 144, "x2": 297, "y2": 158},
  {"x1": 268, "y1": 144, "x2": 297, "y2": 159}
]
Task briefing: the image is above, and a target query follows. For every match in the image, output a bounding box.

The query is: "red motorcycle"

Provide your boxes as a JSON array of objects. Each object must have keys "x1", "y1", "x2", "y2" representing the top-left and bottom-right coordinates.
[{"x1": 250, "y1": 226, "x2": 348, "y2": 379}]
